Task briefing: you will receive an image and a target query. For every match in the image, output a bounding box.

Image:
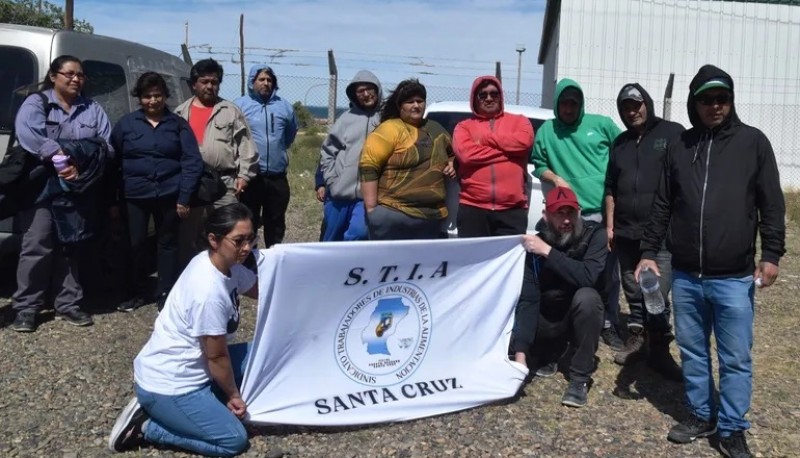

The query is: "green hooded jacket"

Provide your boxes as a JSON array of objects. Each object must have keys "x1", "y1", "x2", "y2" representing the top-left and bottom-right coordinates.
[{"x1": 531, "y1": 79, "x2": 621, "y2": 214}]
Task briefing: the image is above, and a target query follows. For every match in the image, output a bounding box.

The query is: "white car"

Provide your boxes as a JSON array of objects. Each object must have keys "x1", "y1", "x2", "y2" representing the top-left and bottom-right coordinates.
[{"x1": 424, "y1": 101, "x2": 554, "y2": 236}]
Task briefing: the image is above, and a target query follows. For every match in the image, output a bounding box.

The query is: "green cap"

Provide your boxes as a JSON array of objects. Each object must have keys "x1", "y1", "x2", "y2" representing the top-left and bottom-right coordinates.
[{"x1": 693, "y1": 78, "x2": 731, "y2": 96}]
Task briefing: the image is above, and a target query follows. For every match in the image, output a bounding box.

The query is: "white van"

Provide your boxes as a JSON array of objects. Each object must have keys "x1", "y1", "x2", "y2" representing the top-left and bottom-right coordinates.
[
  {"x1": 0, "y1": 23, "x2": 192, "y2": 253},
  {"x1": 424, "y1": 101, "x2": 554, "y2": 236}
]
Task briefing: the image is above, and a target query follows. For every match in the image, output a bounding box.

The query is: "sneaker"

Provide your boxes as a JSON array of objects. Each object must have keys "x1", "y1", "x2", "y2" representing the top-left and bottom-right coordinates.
[
  {"x1": 55, "y1": 309, "x2": 93, "y2": 327},
  {"x1": 601, "y1": 326, "x2": 625, "y2": 351},
  {"x1": 614, "y1": 327, "x2": 646, "y2": 365},
  {"x1": 11, "y1": 312, "x2": 37, "y2": 332},
  {"x1": 108, "y1": 396, "x2": 148, "y2": 452},
  {"x1": 719, "y1": 431, "x2": 753, "y2": 458},
  {"x1": 117, "y1": 297, "x2": 145, "y2": 313},
  {"x1": 667, "y1": 416, "x2": 717, "y2": 443},
  {"x1": 535, "y1": 362, "x2": 558, "y2": 378},
  {"x1": 561, "y1": 380, "x2": 589, "y2": 407},
  {"x1": 648, "y1": 333, "x2": 683, "y2": 382}
]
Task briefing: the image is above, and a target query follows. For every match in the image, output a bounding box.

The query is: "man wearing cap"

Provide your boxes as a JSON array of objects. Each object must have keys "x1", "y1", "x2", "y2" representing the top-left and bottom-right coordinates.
[
  {"x1": 531, "y1": 78, "x2": 624, "y2": 350},
  {"x1": 636, "y1": 65, "x2": 785, "y2": 457},
  {"x1": 516, "y1": 186, "x2": 606, "y2": 408},
  {"x1": 235, "y1": 65, "x2": 298, "y2": 248},
  {"x1": 604, "y1": 83, "x2": 684, "y2": 379}
]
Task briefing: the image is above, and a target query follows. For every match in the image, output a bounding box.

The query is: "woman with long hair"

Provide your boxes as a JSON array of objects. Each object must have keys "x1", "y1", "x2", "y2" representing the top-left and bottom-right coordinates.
[{"x1": 359, "y1": 79, "x2": 456, "y2": 240}]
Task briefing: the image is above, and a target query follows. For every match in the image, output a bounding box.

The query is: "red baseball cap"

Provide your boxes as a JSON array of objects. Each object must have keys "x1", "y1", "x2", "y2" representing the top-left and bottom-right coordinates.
[{"x1": 545, "y1": 187, "x2": 580, "y2": 212}]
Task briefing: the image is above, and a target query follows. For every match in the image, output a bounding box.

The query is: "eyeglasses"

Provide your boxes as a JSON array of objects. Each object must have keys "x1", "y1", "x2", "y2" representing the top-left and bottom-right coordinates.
[
  {"x1": 621, "y1": 100, "x2": 644, "y2": 110},
  {"x1": 57, "y1": 71, "x2": 86, "y2": 80},
  {"x1": 477, "y1": 90, "x2": 500, "y2": 101},
  {"x1": 696, "y1": 93, "x2": 731, "y2": 106},
  {"x1": 224, "y1": 234, "x2": 258, "y2": 249}
]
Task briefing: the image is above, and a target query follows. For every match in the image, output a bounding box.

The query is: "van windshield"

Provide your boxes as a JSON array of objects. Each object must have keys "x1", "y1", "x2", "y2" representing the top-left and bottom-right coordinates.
[
  {"x1": 0, "y1": 46, "x2": 38, "y2": 133},
  {"x1": 425, "y1": 111, "x2": 545, "y2": 137}
]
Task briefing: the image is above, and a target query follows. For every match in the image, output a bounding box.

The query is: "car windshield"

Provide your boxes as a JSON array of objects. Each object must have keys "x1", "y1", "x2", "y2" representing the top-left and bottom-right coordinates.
[
  {"x1": 426, "y1": 111, "x2": 545, "y2": 138},
  {"x1": 0, "y1": 46, "x2": 38, "y2": 133}
]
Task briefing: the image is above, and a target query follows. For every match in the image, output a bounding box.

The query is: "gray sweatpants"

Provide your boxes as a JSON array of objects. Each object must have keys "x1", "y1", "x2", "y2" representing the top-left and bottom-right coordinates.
[{"x1": 13, "y1": 204, "x2": 83, "y2": 314}]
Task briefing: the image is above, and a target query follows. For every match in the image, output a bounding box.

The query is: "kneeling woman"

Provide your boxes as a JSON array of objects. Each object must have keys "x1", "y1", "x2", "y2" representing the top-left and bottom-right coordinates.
[{"x1": 109, "y1": 203, "x2": 259, "y2": 457}]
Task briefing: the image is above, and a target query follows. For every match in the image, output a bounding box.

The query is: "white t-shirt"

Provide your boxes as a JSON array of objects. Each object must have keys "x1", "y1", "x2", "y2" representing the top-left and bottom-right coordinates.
[{"x1": 134, "y1": 252, "x2": 257, "y2": 395}]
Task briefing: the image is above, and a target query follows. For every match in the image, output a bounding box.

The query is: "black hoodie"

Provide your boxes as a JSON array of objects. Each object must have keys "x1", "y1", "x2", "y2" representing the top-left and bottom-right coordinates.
[
  {"x1": 605, "y1": 84, "x2": 684, "y2": 240},
  {"x1": 640, "y1": 65, "x2": 786, "y2": 278}
]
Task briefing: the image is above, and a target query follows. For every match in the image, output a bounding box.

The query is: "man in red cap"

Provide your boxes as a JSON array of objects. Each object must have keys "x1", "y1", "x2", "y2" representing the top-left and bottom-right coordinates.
[{"x1": 514, "y1": 186, "x2": 606, "y2": 407}]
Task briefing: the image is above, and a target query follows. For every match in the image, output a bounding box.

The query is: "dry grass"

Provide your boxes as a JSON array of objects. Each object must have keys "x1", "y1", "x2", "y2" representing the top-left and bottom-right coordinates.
[{"x1": 785, "y1": 190, "x2": 800, "y2": 225}]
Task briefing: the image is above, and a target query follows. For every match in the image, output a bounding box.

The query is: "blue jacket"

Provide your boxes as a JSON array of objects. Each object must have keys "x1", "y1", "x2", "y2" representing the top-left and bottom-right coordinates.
[
  {"x1": 234, "y1": 65, "x2": 298, "y2": 174},
  {"x1": 111, "y1": 109, "x2": 203, "y2": 205}
]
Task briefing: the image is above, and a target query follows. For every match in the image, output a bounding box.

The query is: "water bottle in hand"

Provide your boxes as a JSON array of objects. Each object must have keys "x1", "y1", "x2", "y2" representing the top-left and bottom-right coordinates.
[{"x1": 639, "y1": 267, "x2": 665, "y2": 315}]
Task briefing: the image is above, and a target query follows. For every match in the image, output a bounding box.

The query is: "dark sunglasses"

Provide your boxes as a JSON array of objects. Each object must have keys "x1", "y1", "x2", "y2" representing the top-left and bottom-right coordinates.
[
  {"x1": 696, "y1": 93, "x2": 731, "y2": 106},
  {"x1": 477, "y1": 90, "x2": 500, "y2": 101}
]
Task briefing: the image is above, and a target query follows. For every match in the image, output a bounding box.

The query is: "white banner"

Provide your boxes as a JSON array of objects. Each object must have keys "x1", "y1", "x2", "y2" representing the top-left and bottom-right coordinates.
[{"x1": 241, "y1": 236, "x2": 528, "y2": 426}]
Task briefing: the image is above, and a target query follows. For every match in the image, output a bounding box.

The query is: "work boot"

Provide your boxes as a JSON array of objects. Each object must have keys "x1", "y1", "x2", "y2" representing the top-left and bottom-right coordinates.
[
  {"x1": 614, "y1": 326, "x2": 646, "y2": 365},
  {"x1": 648, "y1": 331, "x2": 683, "y2": 382}
]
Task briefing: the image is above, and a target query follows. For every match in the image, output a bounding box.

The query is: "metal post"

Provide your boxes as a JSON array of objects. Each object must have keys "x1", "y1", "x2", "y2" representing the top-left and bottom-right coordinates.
[
  {"x1": 663, "y1": 73, "x2": 675, "y2": 121},
  {"x1": 239, "y1": 14, "x2": 245, "y2": 97},
  {"x1": 64, "y1": 0, "x2": 74, "y2": 30},
  {"x1": 495, "y1": 61, "x2": 502, "y2": 82},
  {"x1": 515, "y1": 44, "x2": 526, "y2": 105},
  {"x1": 327, "y1": 49, "x2": 338, "y2": 126}
]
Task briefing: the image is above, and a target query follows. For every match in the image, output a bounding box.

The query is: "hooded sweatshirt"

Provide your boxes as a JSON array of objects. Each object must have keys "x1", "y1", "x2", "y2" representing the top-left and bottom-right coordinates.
[
  {"x1": 452, "y1": 76, "x2": 534, "y2": 210},
  {"x1": 641, "y1": 65, "x2": 785, "y2": 277},
  {"x1": 234, "y1": 65, "x2": 298, "y2": 175},
  {"x1": 531, "y1": 79, "x2": 621, "y2": 214},
  {"x1": 605, "y1": 84, "x2": 684, "y2": 240},
  {"x1": 319, "y1": 70, "x2": 382, "y2": 200}
]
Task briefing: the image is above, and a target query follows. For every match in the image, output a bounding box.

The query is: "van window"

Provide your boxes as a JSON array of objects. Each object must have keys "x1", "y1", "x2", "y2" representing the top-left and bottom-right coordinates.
[
  {"x1": 426, "y1": 111, "x2": 546, "y2": 137},
  {"x1": 82, "y1": 60, "x2": 129, "y2": 124},
  {"x1": 161, "y1": 75, "x2": 185, "y2": 111},
  {"x1": 0, "y1": 46, "x2": 38, "y2": 133}
]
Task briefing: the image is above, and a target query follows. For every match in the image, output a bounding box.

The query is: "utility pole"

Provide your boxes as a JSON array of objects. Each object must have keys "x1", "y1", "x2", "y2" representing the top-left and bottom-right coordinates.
[
  {"x1": 239, "y1": 14, "x2": 245, "y2": 96},
  {"x1": 327, "y1": 49, "x2": 338, "y2": 126},
  {"x1": 64, "y1": 0, "x2": 74, "y2": 31},
  {"x1": 495, "y1": 61, "x2": 502, "y2": 83},
  {"x1": 184, "y1": 21, "x2": 189, "y2": 48},
  {"x1": 515, "y1": 44, "x2": 526, "y2": 105}
]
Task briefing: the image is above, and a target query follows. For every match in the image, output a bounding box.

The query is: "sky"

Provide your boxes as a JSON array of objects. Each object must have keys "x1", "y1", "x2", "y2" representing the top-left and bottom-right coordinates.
[{"x1": 76, "y1": 0, "x2": 548, "y2": 104}]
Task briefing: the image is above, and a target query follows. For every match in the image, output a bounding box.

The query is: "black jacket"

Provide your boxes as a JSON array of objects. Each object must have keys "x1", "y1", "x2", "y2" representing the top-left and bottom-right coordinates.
[
  {"x1": 605, "y1": 84, "x2": 684, "y2": 240},
  {"x1": 641, "y1": 65, "x2": 786, "y2": 277}
]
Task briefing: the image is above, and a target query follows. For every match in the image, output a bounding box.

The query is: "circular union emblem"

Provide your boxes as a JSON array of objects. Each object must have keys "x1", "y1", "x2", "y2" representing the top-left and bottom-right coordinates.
[{"x1": 334, "y1": 282, "x2": 432, "y2": 386}]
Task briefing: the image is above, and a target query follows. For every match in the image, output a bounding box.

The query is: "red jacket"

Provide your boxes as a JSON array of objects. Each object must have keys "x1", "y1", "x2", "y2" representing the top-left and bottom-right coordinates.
[{"x1": 453, "y1": 76, "x2": 535, "y2": 210}]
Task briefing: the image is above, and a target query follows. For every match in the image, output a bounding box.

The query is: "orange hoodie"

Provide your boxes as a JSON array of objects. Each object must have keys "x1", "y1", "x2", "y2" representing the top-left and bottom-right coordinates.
[{"x1": 453, "y1": 76, "x2": 535, "y2": 211}]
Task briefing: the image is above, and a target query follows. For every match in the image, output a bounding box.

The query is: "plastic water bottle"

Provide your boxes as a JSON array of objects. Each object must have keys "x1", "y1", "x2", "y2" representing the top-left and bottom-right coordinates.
[
  {"x1": 639, "y1": 267, "x2": 665, "y2": 315},
  {"x1": 52, "y1": 153, "x2": 70, "y2": 172}
]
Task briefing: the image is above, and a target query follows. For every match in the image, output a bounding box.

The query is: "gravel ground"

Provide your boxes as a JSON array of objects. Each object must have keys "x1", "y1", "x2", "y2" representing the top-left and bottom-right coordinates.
[{"x1": 2, "y1": 223, "x2": 799, "y2": 458}]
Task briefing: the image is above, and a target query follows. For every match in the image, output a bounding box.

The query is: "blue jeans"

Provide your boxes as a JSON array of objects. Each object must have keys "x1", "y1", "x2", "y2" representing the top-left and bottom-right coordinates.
[
  {"x1": 135, "y1": 342, "x2": 251, "y2": 457},
  {"x1": 672, "y1": 271, "x2": 755, "y2": 437},
  {"x1": 322, "y1": 199, "x2": 368, "y2": 241}
]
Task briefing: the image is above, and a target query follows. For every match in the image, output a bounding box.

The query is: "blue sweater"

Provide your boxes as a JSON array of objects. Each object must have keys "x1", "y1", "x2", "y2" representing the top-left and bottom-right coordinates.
[
  {"x1": 234, "y1": 65, "x2": 298, "y2": 174},
  {"x1": 111, "y1": 110, "x2": 203, "y2": 205}
]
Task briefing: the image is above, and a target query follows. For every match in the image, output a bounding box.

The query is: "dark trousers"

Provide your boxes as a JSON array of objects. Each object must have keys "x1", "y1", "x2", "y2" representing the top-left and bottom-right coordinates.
[
  {"x1": 456, "y1": 204, "x2": 528, "y2": 238},
  {"x1": 367, "y1": 205, "x2": 444, "y2": 240},
  {"x1": 533, "y1": 287, "x2": 604, "y2": 383},
  {"x1": 242, "y1": 173, "x2": 290, "y2": 248},
  {"x1": 126, "y1": 197, "x2": 180, "y2": 299},
  {"x1": 511, "y1": 253, "x2": 540, "y2": 354},
  {"x1": 12, "y1": 204, "x2": 83, "y2": 314},
  {"x1": 615, "y1": 236, "x2": 672, "y2": 332},
  {"x1": 603, "y1": 250, "x2": 621, "y2": 327}
]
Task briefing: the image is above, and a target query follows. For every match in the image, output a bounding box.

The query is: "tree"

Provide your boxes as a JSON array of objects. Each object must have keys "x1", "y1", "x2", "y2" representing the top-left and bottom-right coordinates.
[{"x1": 0, "y1": 0, "x2": 93, "y2": 33}]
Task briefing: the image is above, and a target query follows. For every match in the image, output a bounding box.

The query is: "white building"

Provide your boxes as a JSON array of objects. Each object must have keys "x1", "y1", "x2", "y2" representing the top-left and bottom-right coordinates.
[{"x1": 538, "y1": 0, "x2": 800, "y2": 186}]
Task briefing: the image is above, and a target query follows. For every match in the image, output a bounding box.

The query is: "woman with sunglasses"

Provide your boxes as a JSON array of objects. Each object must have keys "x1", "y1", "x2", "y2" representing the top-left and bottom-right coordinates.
[
  {"x1": 111, "y1": 72, "x2": 204, "y2": 313},
  {"x1": 109, "y1": 203, "x2": 259, "y2": 457},
  {"x1": 359, "y1": 78, "x2": 456, "y2": 240},
  {"x1": 10, "y1": 55, "x2": 112, "y2": 332}
]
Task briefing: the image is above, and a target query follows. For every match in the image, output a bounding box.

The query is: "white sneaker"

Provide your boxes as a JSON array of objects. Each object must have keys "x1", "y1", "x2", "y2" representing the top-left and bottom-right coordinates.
[{"x1": 108, "y1": 396, "x2": 147, "y2": 452}]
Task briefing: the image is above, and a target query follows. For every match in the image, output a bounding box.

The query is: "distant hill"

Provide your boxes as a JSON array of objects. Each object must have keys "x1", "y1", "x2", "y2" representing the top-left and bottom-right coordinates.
[{"x1": 306, "y1": 106, "x2": 347, "y2": 120}]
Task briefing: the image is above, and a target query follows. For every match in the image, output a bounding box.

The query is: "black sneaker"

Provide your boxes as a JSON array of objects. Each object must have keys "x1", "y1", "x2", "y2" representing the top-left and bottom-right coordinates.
[
  {"x1": 56, "y1": 309, "x2": 94, "y2": 327},
  {"x1": 561, "y1": 380, "x2": 589, "y2": 407},
  {"x1": 719, "y1": 431, "x2": 753, "y2": 458},
  {"x1": 535, "y1": 362, "x2": 558, "y2": 378},
  {"x1": 614, "y1": 327, "x2": 646, "y2": 365},
  {"x1": 667, "y1": 416, "x2": 717, "y2": 443},
  {"x1": 11, "y1": 311, "x2": 37, "y2": 332},
  {"x1": 601, "y1": 326, "x2": 624, "y2": 351},
  {"x1": 117, "y1": 297, "x2": 145, "y2": 313},
  {"x1": 108, "y1": 396, "x2": 148, "y2": 452}
]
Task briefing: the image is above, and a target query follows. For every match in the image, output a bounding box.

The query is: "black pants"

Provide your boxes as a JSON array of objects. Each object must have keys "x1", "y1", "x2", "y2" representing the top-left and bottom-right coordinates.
[
  {"x1": 456, "y1": 204, "x2": 527, "y2": 238},
  {"x1": 126, "y1": 197, "x2": 180, "y2": 299},
  {"x1": 532, "y1": 287, "x2": 604, "y2": 383},
  {"x1": 614, "y1": 236, "x2": 672, "y2": 332},
  {"x1": 242, "y1": 173, "x2": 290, "y2": 248},
  {"x1": 511, "y1": 253, "x2": 540, "y2": 354}
]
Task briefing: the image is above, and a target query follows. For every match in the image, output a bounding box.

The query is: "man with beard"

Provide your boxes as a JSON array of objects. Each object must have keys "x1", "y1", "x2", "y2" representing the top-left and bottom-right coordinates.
[
  {"x1": 319, "y1": 70, "x2": 382, "y2": 241},
  {"x1": 174, "y1": 59, "x2": 258, "y2": 269},
  {"x1": 515, "y1": 186, "x2": 606, "y2": 408}
]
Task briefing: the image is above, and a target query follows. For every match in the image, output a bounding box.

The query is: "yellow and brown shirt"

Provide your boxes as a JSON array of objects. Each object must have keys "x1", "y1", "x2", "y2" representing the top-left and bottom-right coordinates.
[{"x1": 359, "y1": 119, "x2": 453, "y2": 220}]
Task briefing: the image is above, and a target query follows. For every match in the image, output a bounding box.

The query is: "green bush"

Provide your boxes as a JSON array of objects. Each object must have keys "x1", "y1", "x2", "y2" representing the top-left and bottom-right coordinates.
[{"x1": 289, "y1": 132, "x2": 325, "y2": 174}]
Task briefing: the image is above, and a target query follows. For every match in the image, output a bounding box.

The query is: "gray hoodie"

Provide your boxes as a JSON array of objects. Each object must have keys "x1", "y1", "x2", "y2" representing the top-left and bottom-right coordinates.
[{"x1": 319, "y1": 70, "x2": 382, "y2": 200}]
